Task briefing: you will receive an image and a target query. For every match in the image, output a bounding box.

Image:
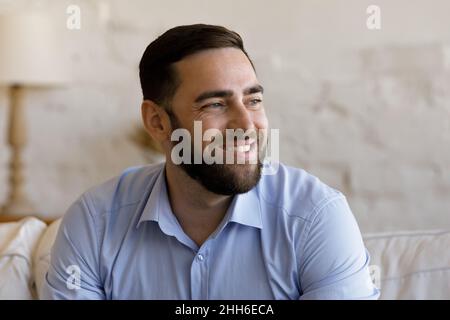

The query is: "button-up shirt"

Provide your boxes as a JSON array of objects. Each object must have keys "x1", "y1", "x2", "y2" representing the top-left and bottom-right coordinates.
[{"x1": 42, "y1": 162, "x2": 380, "y2": 299}]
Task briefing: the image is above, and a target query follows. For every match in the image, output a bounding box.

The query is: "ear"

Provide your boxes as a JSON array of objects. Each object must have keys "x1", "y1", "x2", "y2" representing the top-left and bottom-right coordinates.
[{"x1": 141, "y1": 100, "x2": 172, "y2": 143}]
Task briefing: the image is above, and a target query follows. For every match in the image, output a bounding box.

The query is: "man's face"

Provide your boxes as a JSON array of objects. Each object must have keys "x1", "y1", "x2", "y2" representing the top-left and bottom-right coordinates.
[{"x1": 168, "y1": 47, "x2": 269, "y2": 195}]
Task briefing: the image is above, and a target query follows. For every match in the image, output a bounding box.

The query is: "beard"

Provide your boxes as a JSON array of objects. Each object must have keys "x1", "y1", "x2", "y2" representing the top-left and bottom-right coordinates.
[
  {"x1": 180, "y1": 159, "x2": 263, "y2": 196},
  {"x1": 169, "y1": 113, "x2": 264, "y2": 195}
]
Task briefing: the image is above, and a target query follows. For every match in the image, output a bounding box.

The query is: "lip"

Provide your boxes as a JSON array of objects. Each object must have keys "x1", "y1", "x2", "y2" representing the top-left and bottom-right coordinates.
[
  {"x1": 221, "y1": 139, "x2": 256, "y2": 152},
  {"x1": 218, "y1": 140, "x2": 258, "y2": 162},
  {"x1": 233, "y1": 138, "x2": 256, "y2": 147},
  {"x1": 226, "y1": 144, "x2": 251, "y2": 153}
]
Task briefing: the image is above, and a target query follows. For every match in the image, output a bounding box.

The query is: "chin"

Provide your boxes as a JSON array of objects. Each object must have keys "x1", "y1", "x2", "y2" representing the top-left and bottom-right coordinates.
[{"x1": 180, "y1": 161, "x2": 263, "y2": 196}]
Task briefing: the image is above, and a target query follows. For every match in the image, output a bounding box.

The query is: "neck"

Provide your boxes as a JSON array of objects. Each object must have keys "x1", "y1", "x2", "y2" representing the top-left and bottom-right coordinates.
[{"x1": 164, "y1": 161, "x2": 233, "y2": 247}]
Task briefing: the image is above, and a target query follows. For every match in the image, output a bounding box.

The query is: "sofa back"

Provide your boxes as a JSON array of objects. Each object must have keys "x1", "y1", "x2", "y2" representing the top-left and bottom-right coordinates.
[{"x1": 1, "y1": 217, "x2": 449, "y2": 299}]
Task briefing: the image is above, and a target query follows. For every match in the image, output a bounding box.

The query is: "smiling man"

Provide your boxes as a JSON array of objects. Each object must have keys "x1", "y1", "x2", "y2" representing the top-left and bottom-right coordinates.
[{"x1": 42, "y1": 24, "x2": 380, "y2": 300}]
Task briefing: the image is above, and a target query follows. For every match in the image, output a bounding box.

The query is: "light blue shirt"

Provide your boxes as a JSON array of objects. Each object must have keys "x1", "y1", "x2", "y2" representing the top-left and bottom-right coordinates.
[{"x1": 42, "y1": 162, "x2": 380, "y2": 300}]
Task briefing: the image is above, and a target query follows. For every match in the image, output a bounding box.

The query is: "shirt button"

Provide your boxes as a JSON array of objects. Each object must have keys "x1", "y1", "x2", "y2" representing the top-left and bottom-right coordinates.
[{"x1": 197, "y1": 254, "x2": 204, "y2": 261}]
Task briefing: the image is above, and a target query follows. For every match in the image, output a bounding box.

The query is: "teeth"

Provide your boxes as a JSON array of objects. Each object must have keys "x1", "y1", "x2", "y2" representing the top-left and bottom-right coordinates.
[
  {"x1": 225, "y1": 144, "x2": 252, "y2": 152},
  {"x1": 237, "y1": 145, "x2": 251, "y2": 152}
]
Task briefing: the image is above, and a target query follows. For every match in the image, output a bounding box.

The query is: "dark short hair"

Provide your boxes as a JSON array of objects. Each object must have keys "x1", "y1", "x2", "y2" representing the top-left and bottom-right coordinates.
[{"x1": 139, "y1": 24, "x2": 254, "y2": 108}]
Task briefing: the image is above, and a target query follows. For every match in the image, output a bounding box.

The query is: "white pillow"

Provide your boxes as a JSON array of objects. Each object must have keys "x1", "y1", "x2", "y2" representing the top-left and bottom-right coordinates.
[
  {"x1": 33, "y1": 218, "x2": 61, "y2": 299},
  {"x1": 0, "y1": 217, "x2": 46, "y2": 299},
  {"x1": 364, "y1": 229, "x2": 450, "y2": 299}
]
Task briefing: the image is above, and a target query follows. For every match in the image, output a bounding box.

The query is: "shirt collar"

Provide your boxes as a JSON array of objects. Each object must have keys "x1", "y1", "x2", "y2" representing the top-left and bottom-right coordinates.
[
  {"x1": 137, "y1": 165, "x2": 181, "y2": 237},
  {"x1": 137, "y1": 164, "x2": 263, "y2": 232},
  {"x1": 227, "y1": 185, "x2": 263, "y2": 229}
]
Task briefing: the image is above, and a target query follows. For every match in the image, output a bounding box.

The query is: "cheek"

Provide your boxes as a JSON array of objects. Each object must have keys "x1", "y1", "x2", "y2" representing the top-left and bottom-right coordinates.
[{"x1": 193, "y1": 119, "x2": 227, "y2": 150}]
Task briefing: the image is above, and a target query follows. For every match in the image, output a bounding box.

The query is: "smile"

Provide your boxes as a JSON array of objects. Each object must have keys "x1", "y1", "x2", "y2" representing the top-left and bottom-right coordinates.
[
  {"x1": 225, "y1": 144, "x2": 252, "y2": 153},
  {"x1": 223, "y1": 139, "x2": 256, "y2": 153}
]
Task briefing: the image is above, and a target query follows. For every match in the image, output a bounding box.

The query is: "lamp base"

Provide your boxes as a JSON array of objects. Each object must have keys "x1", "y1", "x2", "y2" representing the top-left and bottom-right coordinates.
[
  {"x1": 1, "y1": 198, "x2": 37, "y2": 216},
  {"x1": 0, "y1": 85, "x2": 38, "y2": 218}
]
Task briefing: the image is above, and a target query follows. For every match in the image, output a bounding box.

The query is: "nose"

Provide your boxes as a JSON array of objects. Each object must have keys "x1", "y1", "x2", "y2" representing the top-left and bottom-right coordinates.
[{"x1": 227, "y1": 102, "x2": 254, "y2": 132}]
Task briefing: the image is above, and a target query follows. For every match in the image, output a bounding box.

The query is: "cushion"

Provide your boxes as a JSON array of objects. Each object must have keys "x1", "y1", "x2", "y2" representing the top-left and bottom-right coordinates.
[
  {"x1": 33, "y1": 218, "x2": 61, "y2": 299},
  {"x1": 0, "y1": 217, "x2": 46, "y2": 299},
  {"x1": 364, "y1": 229, "x2": 450, "y2": 299}
]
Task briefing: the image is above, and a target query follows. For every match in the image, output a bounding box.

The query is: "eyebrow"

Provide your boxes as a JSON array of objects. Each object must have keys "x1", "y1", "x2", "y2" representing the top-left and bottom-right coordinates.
[{"x1": 194, "y1": 84, "x2": 264, "y2": 103}]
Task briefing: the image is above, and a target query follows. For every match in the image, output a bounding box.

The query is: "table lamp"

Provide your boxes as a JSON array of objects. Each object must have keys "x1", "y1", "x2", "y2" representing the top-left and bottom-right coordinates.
[{"x1": 0, "y1": 12, "x2": 68, "y2": 216}]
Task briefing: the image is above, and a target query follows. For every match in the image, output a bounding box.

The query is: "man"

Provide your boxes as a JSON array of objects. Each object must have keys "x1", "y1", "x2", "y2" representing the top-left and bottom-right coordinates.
[{"x1": 42, "y1": 24, "x2": 380, "y2": 299}]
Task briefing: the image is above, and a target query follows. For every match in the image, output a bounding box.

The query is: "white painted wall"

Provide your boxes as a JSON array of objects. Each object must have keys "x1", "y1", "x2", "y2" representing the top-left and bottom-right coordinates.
[{"x1": 0, "y1": 0, "x2": 449, "y2": 232}]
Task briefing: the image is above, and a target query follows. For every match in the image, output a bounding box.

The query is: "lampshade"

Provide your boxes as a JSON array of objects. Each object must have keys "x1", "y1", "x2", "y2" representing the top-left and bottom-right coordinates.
[{"x1": 0, "y1": 11, "x2": 68, "y2": 86}]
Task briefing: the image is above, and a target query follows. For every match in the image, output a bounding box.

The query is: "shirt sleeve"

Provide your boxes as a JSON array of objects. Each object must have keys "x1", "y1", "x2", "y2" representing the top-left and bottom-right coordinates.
[
  {"x1": 40, "y1": 195, "x2": 106, "y2": 300},
  {"x1": 298, "y1": 195, "x2": 380, "y2": 300}
]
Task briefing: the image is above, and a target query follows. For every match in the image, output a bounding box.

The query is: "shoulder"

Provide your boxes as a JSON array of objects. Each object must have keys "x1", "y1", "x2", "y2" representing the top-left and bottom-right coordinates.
[
  {"x1": 257, "y1": 162, "x2": 346, "y2": 223},
  {"x1": 64, "y1": 162, "x2": 164, "y2": 224},
  {"x1": 84, "y1": 162, "x2": 164, "y2": 209}
]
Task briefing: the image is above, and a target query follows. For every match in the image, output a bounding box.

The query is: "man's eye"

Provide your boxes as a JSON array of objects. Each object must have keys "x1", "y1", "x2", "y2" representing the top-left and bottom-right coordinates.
[
  {"x1": 204, "y1": 102, "x2": 225, "y2": 109},
  {"x1": 248, "y1": 98, "x2": 262, "y2": 106}
]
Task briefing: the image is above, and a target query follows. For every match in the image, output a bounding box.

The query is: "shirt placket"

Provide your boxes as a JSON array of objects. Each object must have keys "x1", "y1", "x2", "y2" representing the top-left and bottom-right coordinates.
[{"x1": 190, "y1": 242, "x2": 210, "y2": 299}]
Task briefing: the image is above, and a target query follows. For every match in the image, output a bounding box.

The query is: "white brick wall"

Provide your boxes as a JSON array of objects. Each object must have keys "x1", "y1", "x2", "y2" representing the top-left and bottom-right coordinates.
[{"x1": 0, "y1": 0, "x2": 449, "y2": 232}]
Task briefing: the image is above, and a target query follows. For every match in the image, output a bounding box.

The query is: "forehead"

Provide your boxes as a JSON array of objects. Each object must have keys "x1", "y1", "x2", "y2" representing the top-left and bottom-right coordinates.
[{"x1": 173, "y1": 47, "x2": 258, "y2": 96}]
